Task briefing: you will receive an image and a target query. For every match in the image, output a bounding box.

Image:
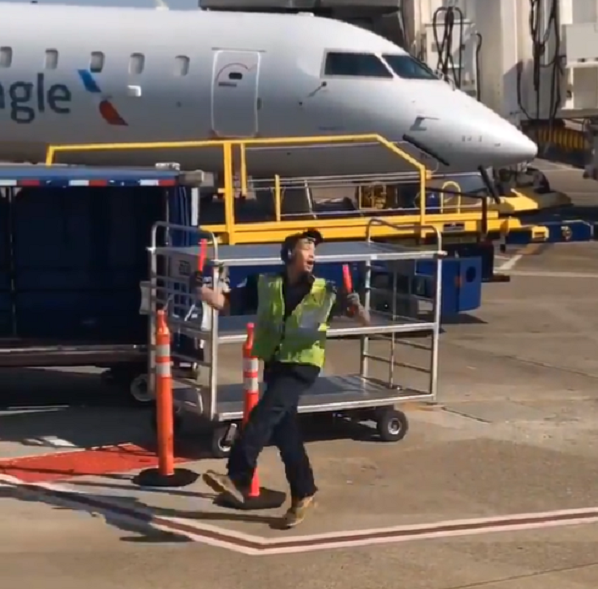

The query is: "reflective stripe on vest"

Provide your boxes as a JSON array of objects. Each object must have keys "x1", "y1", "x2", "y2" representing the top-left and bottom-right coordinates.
[{"x1": 251, "y1": 274, "x2": 336, "y2": 368}]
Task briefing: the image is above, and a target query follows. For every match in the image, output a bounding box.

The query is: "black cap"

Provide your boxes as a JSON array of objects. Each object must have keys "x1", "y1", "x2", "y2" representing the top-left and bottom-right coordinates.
[
  {"x1": 300, "y1": 229, "x2": 324, "y2": 246},
  {"x1": 281, "y1": 229, "x2": 324, "y2": 264},
  {"x1": 282, "y1": 229, "x2": 323, "y2": 251}
]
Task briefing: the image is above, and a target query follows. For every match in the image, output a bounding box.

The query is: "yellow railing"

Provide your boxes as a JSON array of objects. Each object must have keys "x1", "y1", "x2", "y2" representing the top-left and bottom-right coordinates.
[
  {"x1": 439, "y1": 180, "x2": 467, "y2": 213},
  {"x1": 45, "y1": 134, "x2": 432, "y2": 244}
]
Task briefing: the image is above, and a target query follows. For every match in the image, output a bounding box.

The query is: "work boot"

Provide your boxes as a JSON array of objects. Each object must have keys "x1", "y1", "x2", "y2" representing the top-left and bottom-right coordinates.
[
  {"x1": 281, "y1": 494, "x2": 316, "y2": 529},
  {"x1": 203, "y1": 470, "x2": 245, "y2": 505}
]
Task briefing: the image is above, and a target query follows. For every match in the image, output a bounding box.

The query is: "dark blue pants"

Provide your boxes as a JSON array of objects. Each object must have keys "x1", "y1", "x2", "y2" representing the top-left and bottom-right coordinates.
[{"x1": 227, "y1": 368, "x2": 317, "y2": 500}]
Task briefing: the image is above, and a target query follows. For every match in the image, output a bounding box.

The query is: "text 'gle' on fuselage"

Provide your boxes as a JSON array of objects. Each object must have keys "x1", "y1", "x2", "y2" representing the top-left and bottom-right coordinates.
[{"x1": 0, "y1": 73, "x2": 71, "y2": 123}]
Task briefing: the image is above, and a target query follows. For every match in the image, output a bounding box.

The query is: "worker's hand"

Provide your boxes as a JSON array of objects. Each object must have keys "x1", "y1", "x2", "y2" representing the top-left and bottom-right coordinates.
[
  {"x1": 346, "y1": 292, "x2": 371, "y2": 326},
  {"x1": 189, "y1": 271, "x2": 204, "y2": 289},
  {"x1": 197, "y1": 285, "x2": 227, "y2": 312},
  {"x1": 198, "y1": 285, "x2": 213, "y2": 302},
  {"x1": 346, "y1": 292, "x2": 361, "y2": 310}
]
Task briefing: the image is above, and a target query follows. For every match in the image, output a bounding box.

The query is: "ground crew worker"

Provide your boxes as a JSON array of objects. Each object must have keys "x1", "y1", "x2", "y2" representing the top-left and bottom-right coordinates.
[{"x1": 195, "y1": 229, "x2": 370, "y2": 528}]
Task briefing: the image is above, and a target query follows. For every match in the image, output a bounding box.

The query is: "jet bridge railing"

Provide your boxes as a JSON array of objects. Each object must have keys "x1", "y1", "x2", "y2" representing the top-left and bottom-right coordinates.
[
  {"x1": 232, "y1": 133, "x2": 433, "y2": 219},
  {"x1": 236, "y1": 174, "x2": 483, "y2": 224},
  {"x1": 45, "y1": 133, "x2": 433, "y2": 244}
]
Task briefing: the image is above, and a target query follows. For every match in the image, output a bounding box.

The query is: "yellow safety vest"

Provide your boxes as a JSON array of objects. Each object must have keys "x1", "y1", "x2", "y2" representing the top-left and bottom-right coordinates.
[{"x1": 251, "y1": 274, "x2": 336, "y2": 368}]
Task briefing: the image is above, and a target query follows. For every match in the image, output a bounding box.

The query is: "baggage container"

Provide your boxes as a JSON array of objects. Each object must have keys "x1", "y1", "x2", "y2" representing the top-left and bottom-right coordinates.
[{"x1": 0, "y1": 167, "x2": 200, "y2": 387}]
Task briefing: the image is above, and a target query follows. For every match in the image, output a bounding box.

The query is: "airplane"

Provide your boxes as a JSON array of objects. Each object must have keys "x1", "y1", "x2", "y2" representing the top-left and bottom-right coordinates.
[{"x1": 0, "y1": 2, "x2": 537, "y2": 180}]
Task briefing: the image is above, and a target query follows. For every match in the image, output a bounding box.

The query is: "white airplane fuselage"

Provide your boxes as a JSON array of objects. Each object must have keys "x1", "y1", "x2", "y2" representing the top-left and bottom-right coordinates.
[{"x1": 0, "y1": 3, "x2": 537, "y2": 177}]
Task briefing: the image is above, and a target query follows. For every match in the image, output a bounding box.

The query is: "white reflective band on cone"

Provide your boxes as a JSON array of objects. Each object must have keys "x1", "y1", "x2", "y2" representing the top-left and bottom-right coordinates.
[
  {"x1": 156, "y1": 362, "x2": 171, "y2": 377},
  {"x1": 243, "y1": 357, "x2": 258, "y2": 372},
  {"x1": 155, "y1": 343, "x2": 170, "y2": 358},
  {"x1": 244, "y1": 377, "x2": 259, "y2": 392}
]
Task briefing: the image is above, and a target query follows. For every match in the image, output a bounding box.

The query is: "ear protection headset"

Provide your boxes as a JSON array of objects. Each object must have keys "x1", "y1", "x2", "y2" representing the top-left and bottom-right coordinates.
[
  {"x1": 280, "y1": 230, "x2": 323, "y2": 264},
  {"x1": 280, "y1": 237, "x2": 295, "y2": 264}
]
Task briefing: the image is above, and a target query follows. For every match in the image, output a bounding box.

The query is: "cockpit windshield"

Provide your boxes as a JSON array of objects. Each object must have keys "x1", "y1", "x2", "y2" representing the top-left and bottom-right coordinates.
[
  {"x1": 382, "y1": 54, "x2": 438, "y2": 80},
  {"x1": 324, "y1": 52, "x2": 392, "y2": 78}
]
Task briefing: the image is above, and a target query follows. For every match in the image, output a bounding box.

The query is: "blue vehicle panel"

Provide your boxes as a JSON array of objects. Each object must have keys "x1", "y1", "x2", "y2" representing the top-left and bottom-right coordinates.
[{"x1": 9, "y1": 184, "x2": 165, "y2": 341}]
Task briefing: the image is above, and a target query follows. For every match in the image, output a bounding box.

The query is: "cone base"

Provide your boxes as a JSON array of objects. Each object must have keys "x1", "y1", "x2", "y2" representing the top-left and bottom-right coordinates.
[
  {"x1": 133, "y1": 467, "x2": 199, "y2": 488},
  {"x1": 215, "y1": 487, "x2": 287, "y2": 511}
]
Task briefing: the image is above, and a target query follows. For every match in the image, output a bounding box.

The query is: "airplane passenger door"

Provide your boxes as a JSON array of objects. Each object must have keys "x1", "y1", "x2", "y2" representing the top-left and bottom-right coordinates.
[{"x1": 211, "y1": 50, "x2": 261, "y2": 137}]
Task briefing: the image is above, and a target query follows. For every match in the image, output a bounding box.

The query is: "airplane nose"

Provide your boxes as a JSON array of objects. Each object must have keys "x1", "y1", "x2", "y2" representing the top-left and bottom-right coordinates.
[
  {"x1": 439, "y1": 89, "x2": 538, "y2": 166},
  {"x1": 494, "y1": 125, "x2": 538, "y2": 164}
]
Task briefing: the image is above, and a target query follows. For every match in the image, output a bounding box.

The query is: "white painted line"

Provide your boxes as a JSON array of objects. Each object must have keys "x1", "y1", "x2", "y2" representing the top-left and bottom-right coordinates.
[
  {"x1": 267, "y1": 506, "x2": 598, "y2": 544},
  {"x1": 22, "y1": 436, "x2": 76, "y2": 448},
  {"x1": 496, "y1": 254, "x2": 522, "y2": 272},
  {"x1": 0, "y1": 476, "x2": 260, "y2": 555},
  {"x1": 0, "y1": 406, "x2": 68, "y2": 413},
  {"x1": 40, "y1": 436, "x2": 77, "y2": 448},
  {"x1": 263, "y1": 515, "x2": 598, "y2": 555},
  {"x1": 538, "y1": 167, "x2": 581, "y2": 173},
  {"x1": 5, "y1": 475, "x2": 598, "y2": 556}
]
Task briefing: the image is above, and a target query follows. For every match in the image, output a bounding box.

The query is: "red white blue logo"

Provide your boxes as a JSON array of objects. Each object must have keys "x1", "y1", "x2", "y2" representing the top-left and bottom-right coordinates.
[{"x1": 77, "y1": 69, "x2": 127, "y2": 126}]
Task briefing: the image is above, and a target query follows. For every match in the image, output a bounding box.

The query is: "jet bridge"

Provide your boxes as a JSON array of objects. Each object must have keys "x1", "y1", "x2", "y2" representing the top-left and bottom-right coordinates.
[
  {"x1": 400, "y1": 0, "x2": 598, "y2": 178},
  {"x1": 198, "y1": 0, "x2": 409, "y2": 48}
]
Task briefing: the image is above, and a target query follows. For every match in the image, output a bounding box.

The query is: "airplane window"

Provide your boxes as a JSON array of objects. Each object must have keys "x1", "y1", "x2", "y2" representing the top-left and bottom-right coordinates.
[
  {"x1": 382, "y1": 54, "x2": 438, "y2": 80},
  {"x1": 129, "y1": 53, "x2": 145, "y2": 75},
  {"x1": 229, "y1": 72, "x2": 242, "y2": 80},
  {"x1": 0, "y1": 47, "x2": 12, "y2": 68},
  {"x1": 324, "y1": 52, "x2": 392, "y2": 78},
  {"x1": 45, "y1": 49, "x2": 59, "y2": 70},
  {"x1": 90, "y1": 51, "x2": 105, "y2": 73},
  {"x1": 174, "y1": 55, "x2": 190, "y2": 76}
]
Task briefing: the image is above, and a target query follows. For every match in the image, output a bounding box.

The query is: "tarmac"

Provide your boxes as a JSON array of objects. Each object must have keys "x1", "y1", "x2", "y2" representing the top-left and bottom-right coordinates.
[{"x1": 1, "y1": 160, "x2": 598, "y2": 588}]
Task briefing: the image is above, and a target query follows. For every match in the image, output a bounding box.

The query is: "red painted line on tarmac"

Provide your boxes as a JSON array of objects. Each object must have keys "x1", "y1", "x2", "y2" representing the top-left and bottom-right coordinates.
[{"x1": 0, "y1": 443, "x2": 194, "y2": 483}]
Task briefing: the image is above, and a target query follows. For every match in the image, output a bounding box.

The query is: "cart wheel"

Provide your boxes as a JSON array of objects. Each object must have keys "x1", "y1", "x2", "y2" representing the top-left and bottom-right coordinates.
[
  {"x1": 150, "y1": 405, "x2": 183, "y2": 436},
  {"x1": 210, "y1": 423, "x2": 237, "y2": 459},
  {"x1": 129, "y1": 373, "x2": 154, "y2": 406},
  {"x1": 376, "y1": 409, "x2": 409, "y2": 442}
]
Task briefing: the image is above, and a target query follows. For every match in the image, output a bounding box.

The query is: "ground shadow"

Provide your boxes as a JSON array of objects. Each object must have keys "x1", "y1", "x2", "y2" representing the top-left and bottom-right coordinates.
[
  {"x1": 3, "y1": 467, "x2": 289, "y2": 540},
  {"x1": 129, "y1": 498, "x2": 284, "y2": 530},
  {"x1": 0, "y1": 482, "x2": 190, "y2": 544},
  {"x1": 0, "y1": 366, "x2": 127, "y2": 409},
  {"x1": 60, "y1": 476, "x2": 286, "y2": 531},
  {"x1": 0, "y1": 367, "x2": 149, "y2": 452},
  {"x1": 439, "y1": 313, "x2": 486, "y2": 326}
]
